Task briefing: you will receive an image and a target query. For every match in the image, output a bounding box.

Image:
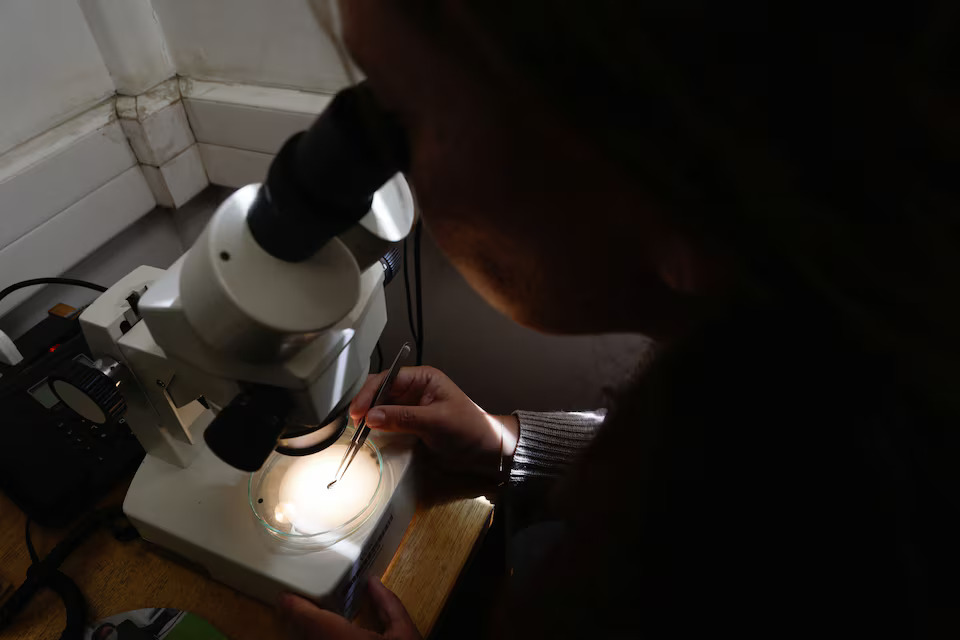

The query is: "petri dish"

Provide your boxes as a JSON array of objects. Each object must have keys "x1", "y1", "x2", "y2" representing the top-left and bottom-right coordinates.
[{"x1": 249, "y1": 426, "x2": 384, "y2": 548}]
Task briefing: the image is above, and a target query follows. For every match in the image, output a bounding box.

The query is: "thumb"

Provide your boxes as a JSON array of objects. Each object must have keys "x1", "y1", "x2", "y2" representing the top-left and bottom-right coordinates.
[
  {"x1": 368, "y1": 577, "x2": 421, "y2": 639},
  {"x1": 363, "y1": 404, "x2": 442, "y2": 435},
  {"x1": 279, "y1": 593, "x2": 363, "y2": 639}
]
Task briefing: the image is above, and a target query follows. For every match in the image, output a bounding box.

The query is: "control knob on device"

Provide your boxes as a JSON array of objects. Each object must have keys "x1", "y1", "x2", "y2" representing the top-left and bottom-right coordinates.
[{"x1": 49, "y1": 358, "x2": 127, "y2": 425}]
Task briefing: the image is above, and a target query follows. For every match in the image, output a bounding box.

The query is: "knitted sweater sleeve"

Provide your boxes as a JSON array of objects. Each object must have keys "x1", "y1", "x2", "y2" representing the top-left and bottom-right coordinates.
[{"x1": 508, "y1": 409, "x2": 606, "y2": 483}]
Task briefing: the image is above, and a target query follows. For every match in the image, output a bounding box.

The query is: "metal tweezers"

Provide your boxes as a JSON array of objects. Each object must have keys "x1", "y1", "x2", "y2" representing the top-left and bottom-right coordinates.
[{"x1": 328, "y1": 342, "x2": 411, "y2": 489}]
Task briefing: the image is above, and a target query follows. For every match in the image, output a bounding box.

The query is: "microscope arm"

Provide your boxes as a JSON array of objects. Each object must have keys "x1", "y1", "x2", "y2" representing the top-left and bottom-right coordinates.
[{"x1": 62, "y1": 83, "x2": 413, "y2": 471}]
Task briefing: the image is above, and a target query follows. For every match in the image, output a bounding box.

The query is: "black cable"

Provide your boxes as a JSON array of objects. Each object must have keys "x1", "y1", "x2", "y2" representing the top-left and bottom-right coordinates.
[
  {"x1": 25, "y1": 519, "x2": 39, "y2": 564},
  {"x1": 402, "y1": 237, "x2": 419, "y2": 350},
  {"x1": 49, "y1": 572, "x2": 87, "y2": 640},
  {"x1": 413, "y1": 223, "x2": 424, "y2": 366},
  {"x1": 0, "y1": 278, "x2": 107, "y2": 304},
  {"x1": 23, "y1": 518, "x2": 87, "y2": 640},
  {"x1": 1, "y1": 507, "x2": 129, "y2": 639}
]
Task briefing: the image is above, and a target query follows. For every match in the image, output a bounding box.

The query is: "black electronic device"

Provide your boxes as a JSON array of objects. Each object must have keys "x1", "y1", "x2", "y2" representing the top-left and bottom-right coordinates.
[{"x1": 0, "y1": 308, "x2": 144, "y2": 526}]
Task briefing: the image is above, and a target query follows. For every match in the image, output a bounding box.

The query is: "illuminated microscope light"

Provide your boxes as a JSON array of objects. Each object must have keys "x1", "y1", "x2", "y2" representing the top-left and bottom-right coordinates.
[{"x1": 276, "y1": 443, "x2": 381, "y2": 535}]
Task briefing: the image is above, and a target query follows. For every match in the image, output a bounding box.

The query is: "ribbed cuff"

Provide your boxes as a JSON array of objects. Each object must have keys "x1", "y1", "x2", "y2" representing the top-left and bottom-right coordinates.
[{"x1": 509, "y1": 410, "x2": 606, "y2": 483}]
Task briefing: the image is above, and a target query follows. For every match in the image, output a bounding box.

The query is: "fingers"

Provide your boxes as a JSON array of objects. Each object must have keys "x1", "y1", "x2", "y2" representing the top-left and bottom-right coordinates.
[
  {"x1": 349, "y1": 367, "x2": 445, "y2": 422},
  {"x1": 279, "y1": 593, "x2": 367, "y2": 640},
  {"x1": 363, "y1": 404, "x2": 444, "y2": 436},
  {"x1": 384, "y1": 367, "x2": 440, "y2": 407},
  {"x1": 277, "y1": 586, "x2": 420, "y2": 640},
  {"x1": 367, "y1": 577, "x2": 421, "y2": 639},
  {"x1": 350, "y1": 371, "x2": 387, "y2": 421}
]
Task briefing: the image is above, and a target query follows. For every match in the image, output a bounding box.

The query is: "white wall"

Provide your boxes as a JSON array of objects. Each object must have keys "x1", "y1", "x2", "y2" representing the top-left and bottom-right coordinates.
[
  {"x1": 0, "y1": 206, "x2": 184, "y2": 338},
  {"x1": 150, "y1": 0, "x2": 351, "y2": 92},
  {"x1": 0, "y1": 0, "x2": 115, "y2": 155},
  {"x1": 77, "y1": 0, "x2": 175, "y2": 95}
]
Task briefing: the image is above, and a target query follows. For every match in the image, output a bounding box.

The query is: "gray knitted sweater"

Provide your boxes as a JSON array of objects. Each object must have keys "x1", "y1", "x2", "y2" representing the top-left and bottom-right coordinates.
[
  {"x1": 509, "y1": 409, "x2": 606, "y2": 483},
  {"x1": 502, "y1": 409, "x2": 606, "y2": 600}
]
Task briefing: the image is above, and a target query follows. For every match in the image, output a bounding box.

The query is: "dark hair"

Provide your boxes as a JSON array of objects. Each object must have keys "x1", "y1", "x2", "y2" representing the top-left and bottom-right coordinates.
[{"x1": 419, "y1": 2, "x2": 960, "y2": 637}]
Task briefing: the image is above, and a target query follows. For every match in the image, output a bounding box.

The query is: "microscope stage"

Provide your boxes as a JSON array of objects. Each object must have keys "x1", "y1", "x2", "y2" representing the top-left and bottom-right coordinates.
[{"x1": 123, "y1": 432, "x2": 416, "y2": 615}]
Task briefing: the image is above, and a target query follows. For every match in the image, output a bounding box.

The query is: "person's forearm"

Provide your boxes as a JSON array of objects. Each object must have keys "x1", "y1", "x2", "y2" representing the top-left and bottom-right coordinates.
[{"x1": 507, "y1": 410, "x2": 606, "y2": 483}]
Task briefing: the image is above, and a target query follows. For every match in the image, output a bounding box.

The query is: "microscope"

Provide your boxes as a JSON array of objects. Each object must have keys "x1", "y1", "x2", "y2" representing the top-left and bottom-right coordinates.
[{"x1": 46, "y1": 84, "x2": 417, "y2": 615}]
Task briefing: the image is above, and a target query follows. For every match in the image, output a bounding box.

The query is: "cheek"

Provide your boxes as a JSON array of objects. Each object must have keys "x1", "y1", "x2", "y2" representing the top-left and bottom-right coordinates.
[
  {"x1": 420, "y1": 186, "x2": 565, "y2": 332},
  {"x1": 428, "y1": 216, "x2": 530, "y2": 320},
  {"x1": 408, "y1": 108, "x2": 507, "y2": 213},
  {"x1": 407, "y1": 102, "x2": 552, "y2": 257},
  {"x1": 405, "y1": 110, "x2": 605, "y2": 329},
  {"x1": 407, "y1": 117, "x2": 535, "y2": 293}
]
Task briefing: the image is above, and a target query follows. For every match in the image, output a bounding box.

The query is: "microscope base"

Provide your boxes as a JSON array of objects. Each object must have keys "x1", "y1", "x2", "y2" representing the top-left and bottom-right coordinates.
[{"x1": 123, "y1": 433, "x2": 416, "y2": 616}]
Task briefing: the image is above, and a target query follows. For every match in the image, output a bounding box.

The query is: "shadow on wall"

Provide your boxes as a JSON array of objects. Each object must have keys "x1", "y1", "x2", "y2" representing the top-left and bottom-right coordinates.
[{"x1": 166, "y1": 187, "x2": 651, "y2": 414}]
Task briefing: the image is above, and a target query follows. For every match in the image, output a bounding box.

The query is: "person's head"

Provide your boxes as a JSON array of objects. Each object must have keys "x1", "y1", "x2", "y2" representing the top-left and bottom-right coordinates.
[
  {"x1": 341, "y1": 0, "x2": 960, "y2": 398},
  {"x1": 340, "y1": 1, "x2": 726, "y2": 339}
]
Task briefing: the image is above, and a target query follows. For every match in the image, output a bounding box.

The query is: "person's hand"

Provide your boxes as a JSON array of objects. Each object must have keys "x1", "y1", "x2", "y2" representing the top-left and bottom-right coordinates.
[
  {"x1": 349, "y1": 366, "x2": 519, "y2": 479},
  {"x1": 279, "y1": 577, "x2": 420, "y2": 640}
]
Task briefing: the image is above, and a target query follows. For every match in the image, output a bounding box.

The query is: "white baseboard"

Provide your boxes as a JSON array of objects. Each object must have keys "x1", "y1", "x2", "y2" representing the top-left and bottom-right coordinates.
[
  {"x1": 181, "y1": 78, "x2": 331, "y2": 185},
  {"x1": 0, "y1": 102, "x2": 138, "y2": 251},
  {"x1": 197, "y1": 143, "x2": 272, "y2": 188},
  {"x1": 185, "y1": 99, "x2": 316, "y2": 156},
  {"x1": 179, "y1": 78, "x2": 331, "y2": 117},
  {"x1": 0, "y1": 166, "x2": 156, "y2": 317}
]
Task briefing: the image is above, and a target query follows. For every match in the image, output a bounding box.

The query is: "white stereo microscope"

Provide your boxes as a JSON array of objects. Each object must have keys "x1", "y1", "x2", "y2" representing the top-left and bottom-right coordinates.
[{"x1": 47, "y1": 84, "x2": 417, "y2": 615}]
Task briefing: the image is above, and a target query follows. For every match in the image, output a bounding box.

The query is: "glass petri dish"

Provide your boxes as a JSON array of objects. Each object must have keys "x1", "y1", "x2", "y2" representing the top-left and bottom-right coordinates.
[{"x1": 249, "y1": 426, "x2": 384, "y2": 549}]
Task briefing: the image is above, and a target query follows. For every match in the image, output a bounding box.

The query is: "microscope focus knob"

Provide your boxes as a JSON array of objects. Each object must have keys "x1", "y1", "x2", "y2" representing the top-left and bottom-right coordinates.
[{"x1": 49, "y1": 358, "x2": 127, "y2": 425}]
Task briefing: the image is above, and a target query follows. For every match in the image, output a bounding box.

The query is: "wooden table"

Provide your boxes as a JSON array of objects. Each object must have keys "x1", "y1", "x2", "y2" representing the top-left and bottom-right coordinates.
[{"x1": 0, "y1": 466, "x2": 494, "y2": 639}]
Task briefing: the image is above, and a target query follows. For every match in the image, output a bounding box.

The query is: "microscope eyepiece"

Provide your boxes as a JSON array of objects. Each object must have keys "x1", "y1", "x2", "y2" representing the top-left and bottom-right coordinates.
[{"x1": 247, "y1": 82, "x2": 409, "y2": 263}]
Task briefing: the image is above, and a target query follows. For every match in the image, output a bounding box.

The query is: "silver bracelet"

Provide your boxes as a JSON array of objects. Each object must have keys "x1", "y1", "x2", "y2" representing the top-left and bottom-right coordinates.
[{"x1": 498, "y1": 417, "x2": 504, "y2": 473}]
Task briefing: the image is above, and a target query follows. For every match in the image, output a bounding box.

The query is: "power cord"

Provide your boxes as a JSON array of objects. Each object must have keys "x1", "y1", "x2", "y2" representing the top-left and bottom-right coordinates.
[
  {"x1": 374, "y1": 342, "x2": 384, "y2": 372},
  {"x1": 0, "y1": 278, "x2": 107, "y2": 305},
  {"x1": 403, "y1": 236, "x2": 419, "y2": 353},
  {"x1": 25, "y1": 520, "x2": 39, "y2": 564},
  {"x1": 401, "y1": 224, "x2": 426, "y2": 366},
  {"x1": 2, "y1": 508, "x2": 137, "y2": 640},
  {"x1": 413, "y1": 223, "x2": 424, "y2": 366}
]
